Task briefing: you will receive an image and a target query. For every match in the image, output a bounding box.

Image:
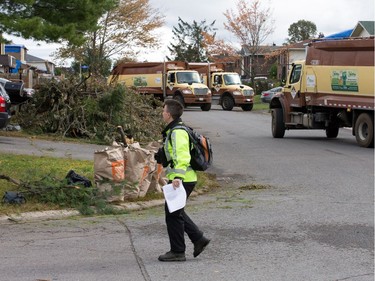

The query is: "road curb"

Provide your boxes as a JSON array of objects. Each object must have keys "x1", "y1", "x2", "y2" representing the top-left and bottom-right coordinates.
[{"x1": 0, "y1": 199, "x2": 166, "y2": 224}]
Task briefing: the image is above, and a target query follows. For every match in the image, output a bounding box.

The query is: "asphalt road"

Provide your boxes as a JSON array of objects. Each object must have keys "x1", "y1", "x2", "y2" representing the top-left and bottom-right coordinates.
[{"x1": 0, "y1": 105, "x2": 373, "y2": 281}]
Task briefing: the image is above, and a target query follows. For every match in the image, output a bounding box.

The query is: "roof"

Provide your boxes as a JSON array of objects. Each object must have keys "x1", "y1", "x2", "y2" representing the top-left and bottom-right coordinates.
[
  {"x1": 241, "y1": 45, "x2": 281, "y2": 56},
  {"x1": 26, "y1": 54, "x2": 46, "y2": 62},
  {"x1": 350, "y1": 21, "x2": 374, "y2": 36}
]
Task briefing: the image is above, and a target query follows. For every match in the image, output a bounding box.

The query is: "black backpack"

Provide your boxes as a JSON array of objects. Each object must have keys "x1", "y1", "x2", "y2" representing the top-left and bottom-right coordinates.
[{"x1": 169, "y1": 125, "x2": 213, "y2": 171}]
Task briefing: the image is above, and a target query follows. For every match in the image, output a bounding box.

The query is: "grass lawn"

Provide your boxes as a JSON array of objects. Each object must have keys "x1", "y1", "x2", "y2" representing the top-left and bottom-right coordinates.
[{"x1": 0, "y1": 153, "x2": 219, "y2": 216}]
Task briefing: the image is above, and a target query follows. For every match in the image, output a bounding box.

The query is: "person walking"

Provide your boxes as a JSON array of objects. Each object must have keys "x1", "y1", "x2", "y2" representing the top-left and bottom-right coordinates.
[{"x1": 157, "y1": 99, "x2": 210, "y2": 262}]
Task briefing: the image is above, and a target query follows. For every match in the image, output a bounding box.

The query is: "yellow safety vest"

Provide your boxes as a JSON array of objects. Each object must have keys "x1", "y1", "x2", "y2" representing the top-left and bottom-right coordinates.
[{"x1": 164, "y1": 127, "x2": 197, "y2": 182}]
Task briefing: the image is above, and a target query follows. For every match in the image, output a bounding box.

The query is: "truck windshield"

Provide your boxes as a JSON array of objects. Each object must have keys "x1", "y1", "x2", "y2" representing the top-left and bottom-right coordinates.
[
  {"x1": 177, "y1": 72, "x2": 201, "y2": 84},
  {"x1": 224, "y1": 74, "x2": 241, "y2": 85}
]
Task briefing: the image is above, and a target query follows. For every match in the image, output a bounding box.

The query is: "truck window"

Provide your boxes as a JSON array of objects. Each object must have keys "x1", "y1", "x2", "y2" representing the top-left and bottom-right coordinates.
[
  {"x1": 177, "y1": 72, "x2": 201, "y2": 84},
  {"x1": 224, "y1": 74, "x2": 241, "y2": 85},
  {"x1": 168, "y1": 73, "x2": 175, "y2": 83},
  {"x1": 214, "y1": 75, "x2": 222, "y2": 84},
  {"x1": 290, "y1": 64, "x2": 302, "y2": 84}
]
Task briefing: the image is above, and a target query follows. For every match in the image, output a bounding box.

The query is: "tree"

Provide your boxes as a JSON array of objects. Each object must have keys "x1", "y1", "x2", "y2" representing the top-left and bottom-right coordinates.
[
  {"x1": 168, "y1": 17, "x2": 217, "y2": 62},
  {"x1": 203, "y1": 32, "x2": 240, "y2": 64},
  {"x1": 287, "y1": 20, "x2": 317, "y2": 44},
  {"x1": 0, "y1": 0, "x2": 116, "y2": 45},
  {"x1": 224, "y1": 0, "x2": 274, "y2": 84},
  {"x1": 56, "y1": 0, "x2": 164, "y2": 77}
]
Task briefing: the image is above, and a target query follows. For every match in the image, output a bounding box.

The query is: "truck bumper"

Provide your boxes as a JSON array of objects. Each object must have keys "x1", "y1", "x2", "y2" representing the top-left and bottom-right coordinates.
[
  {"x1": 235, "y1": 96, "x2": 253, "y2": 105},
  {"x1": 184, "y1": 96, "x2": 211, "y2": 104}
]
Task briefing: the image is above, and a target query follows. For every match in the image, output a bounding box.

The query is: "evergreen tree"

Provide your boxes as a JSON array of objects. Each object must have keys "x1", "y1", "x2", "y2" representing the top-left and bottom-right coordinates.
[
  {"x1": 0, "y1": 0, "x2": 116, "y2": 45},
  {"x1": 168, "y1": 17, "x2": 216, "y2": 62}
]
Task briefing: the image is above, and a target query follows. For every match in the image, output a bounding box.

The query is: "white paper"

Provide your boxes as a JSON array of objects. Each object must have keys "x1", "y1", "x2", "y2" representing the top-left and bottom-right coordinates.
[{"x1": 162, "y1": 183, "x2": 187, "y2": 213}]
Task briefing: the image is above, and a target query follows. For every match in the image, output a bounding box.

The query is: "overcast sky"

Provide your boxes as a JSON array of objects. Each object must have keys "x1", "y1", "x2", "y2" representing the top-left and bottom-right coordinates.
[{"x1": 5, "y1": 0, "x2": 374, "y2": 65}]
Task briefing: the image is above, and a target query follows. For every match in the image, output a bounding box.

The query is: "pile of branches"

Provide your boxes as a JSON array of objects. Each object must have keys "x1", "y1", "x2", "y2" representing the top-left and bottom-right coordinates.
[{"x1": 14, "y1": 76, "x2": 164, "y2": 143}]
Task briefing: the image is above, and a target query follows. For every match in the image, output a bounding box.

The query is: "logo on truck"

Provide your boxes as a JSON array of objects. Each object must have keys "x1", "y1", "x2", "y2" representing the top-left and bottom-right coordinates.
[{"x1": 331, "y1": 70, "x2": 358, "y2": 92}]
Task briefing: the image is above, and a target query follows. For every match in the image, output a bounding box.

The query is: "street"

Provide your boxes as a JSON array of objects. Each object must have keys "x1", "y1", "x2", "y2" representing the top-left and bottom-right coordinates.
[{"x1": 0, "y1": 106, "x2": 374, "y2": 281}]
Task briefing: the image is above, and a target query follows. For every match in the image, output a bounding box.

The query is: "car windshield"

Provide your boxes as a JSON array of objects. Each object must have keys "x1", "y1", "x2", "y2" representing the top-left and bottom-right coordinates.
[
  {"x1": 177, "y1": 72, "x2": 201, "y2": 84},
  {"x1": 223, "y1": 74, "x2": 241, "y2": 85}
]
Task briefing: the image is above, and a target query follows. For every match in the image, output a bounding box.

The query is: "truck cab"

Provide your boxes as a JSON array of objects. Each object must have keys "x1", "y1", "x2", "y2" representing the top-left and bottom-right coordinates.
[
  {"x1": 166, "y1": 70, "x2": 211, "y2": 111},
  {"x1": 188, "y1": 62, "x2": 254, "y2": 111},
  {"x1": 210, "y1": 72, "x2": 254, "y2": 111}
]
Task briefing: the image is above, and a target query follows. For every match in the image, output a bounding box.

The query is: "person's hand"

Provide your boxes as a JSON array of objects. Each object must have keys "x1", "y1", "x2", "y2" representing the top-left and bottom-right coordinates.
[{"x1": 172, "y1": 179, "x2": 181, "y2": 189}]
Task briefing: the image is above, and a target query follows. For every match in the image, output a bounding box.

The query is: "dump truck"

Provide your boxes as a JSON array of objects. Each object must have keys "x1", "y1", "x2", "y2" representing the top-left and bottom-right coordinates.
[
  {"x1": 270, "y1": 37, "x2": 374, "y2": 148},
  {"x1": 108, "y1": 61, "x2": 212, "y2": 111},
  {"x1": 188, "y1": 62, "x2": 254, "y2": 111}
]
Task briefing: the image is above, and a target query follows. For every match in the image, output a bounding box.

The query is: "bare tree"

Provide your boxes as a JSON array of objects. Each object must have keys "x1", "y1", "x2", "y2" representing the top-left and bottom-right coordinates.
[{"x1": 224, "y1": 0, "x2": 274, "y2": 84}]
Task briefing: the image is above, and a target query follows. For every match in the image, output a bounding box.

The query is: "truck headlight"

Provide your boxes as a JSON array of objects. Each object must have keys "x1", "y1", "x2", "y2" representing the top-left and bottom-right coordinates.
[
  {"x1": 182, "y1": 89, "x2": 192, "y2": 94},
  {"x1": 233, "y1": 91, "x2": 241, "y2": 95}
]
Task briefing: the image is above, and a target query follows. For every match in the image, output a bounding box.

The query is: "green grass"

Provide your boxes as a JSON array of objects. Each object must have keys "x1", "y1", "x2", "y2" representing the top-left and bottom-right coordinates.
[
  {"x1": 0, "y1": 153, "x2": 94, "y2": 215},
  {"x1": 0, "y1": 153, "x2": 219, "y2": 216},
  {"x1": 253, "y1": 94, "x2": 270, "y2": 111}
]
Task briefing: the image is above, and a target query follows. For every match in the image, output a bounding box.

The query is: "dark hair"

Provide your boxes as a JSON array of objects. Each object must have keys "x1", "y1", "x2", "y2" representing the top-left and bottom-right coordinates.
[{"x1": 164, "y1": 99, "x2": 183, "y2": 120}]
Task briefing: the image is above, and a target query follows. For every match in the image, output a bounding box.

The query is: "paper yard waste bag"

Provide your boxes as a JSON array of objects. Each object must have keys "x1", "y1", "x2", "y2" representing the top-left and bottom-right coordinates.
[
  {"x1": 123, "y1": 142, "x2": 156, "y2": 199},
  {"x1": 94, "y1": 143, "x2": 125, "y2": 202},
  {"x1": 145, "y1": 141, "x2": 167, "y2": 193}
]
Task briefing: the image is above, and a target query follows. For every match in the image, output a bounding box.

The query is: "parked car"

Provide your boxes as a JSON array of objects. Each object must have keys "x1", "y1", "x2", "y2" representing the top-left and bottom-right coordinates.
[
  {"x1": 0, "y1": 77, "x2": 35, "y2": 105},
  {"x1": 0, "y1": 83, "x2": 11, "y2": 129},
  {"x1": 260, "y1": 86, "x2": 283, "y2": 103}
]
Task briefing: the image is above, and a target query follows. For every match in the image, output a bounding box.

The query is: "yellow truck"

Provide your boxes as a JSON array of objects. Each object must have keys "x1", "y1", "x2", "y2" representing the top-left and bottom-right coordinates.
[
  {"x1": 270, "y1": 37, "x2": 374, "y2": 147},
  {"x1": 187, "y1": 62, "x2": 254, "y2": 111},
  {"x1": 108, "y1": 61, "x2": 212, "y2": 111}
]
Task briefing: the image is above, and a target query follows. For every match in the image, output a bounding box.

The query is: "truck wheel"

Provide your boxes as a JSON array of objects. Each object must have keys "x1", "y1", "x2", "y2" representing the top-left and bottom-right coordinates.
[
  {"x1": 355, "y1": 113, "x2": 374, "y2": 148},
  {"x1": 201, "y1": 103, "x2": 211, "y2": 111},
  {"x1": 173, "y1": 95, "x2": 185, "y2": 107},
  {"x1": 325, "y1": 125, "x2": 339, "y2": 138},
  {"x1": 271, "y1": 108, "x2": 285, "y2": 138},
  {"x1": 241, "y1": 104, "x2": 253, "y2": 111},
  {"x1": 222, "y1": 95, "x2": 234, "y2": 111}
]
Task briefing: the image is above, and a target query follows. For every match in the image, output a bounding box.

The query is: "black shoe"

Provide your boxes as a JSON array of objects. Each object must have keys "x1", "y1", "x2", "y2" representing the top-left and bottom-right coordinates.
[
  {"x1": 193, "y1": 236, "x2": 210, "y2": 258},
  {"x1": 158, "y1": 251, "x2": 186, "y2": 262}
]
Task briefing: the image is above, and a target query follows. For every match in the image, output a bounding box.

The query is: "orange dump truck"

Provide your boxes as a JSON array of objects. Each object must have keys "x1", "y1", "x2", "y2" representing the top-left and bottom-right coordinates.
[
  {"x1": 270, "y1": 37, "x2": 374, "y2": 147},
  {"x1": 108, "y1": 61, "x2": 212, "y2": 111},
  {"x1": 188, "y1": 62, "x2": 255, "y2": 111}
]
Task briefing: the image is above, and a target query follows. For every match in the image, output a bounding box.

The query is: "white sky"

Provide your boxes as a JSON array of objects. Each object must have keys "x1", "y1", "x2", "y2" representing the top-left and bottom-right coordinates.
[{"x1": 5, "y1": 0, "x2": 374, "y2": 65}]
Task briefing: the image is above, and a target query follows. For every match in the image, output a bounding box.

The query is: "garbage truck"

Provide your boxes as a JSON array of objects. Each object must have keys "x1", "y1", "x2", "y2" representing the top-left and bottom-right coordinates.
[
  {"x1": 188, "y1": 62, "x2": 254, "y2": 111},
  {"x1": 108, "y1": 61, "x2": 212, "y2": 111},
  {"x1": 270, "y1": 37, "x2": 374, "y2": 147}
]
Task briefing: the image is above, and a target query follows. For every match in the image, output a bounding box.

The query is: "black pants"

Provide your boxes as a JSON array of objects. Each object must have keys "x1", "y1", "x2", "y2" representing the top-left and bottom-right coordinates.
[{"x1": 165, "y1": 181, "x2": 203, "y2": 253}]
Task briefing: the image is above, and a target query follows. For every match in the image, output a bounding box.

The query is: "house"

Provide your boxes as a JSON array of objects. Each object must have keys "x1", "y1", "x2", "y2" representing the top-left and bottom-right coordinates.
[
  {"x1": 273, "y1": 40, "x2": 310, "y2": 82},
  {"x1": 240, "y1": 44, "x2": 281, "y2": 80},
  {"x1": 0, "y1": 36, "x2": 17, "y2": 73},
  {"x1": 4, "y1": 44, "x2": 28, "y2": 73},
  {"x1": 350, "y1": 21, "x2": 374, "y2": 37},
  {"x1": 26, "y1": 54, "x2": 55, "y2": 76}
]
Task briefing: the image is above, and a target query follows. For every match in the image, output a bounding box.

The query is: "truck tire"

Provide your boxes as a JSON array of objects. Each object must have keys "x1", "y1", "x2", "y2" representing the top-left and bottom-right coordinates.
[
  {"x1": 201, "y1": 103, "x2": 211, "y2": 111},
  {"x1": 222, "y1": 95, "x2": 234, "y2": 111},
  {"x1": 241, "y1": 104, "x2": 253, "y2": 111},
  {"x1": 354, "y1": 113, "x2": 374, "y2": 148},
  {"x1": 325, "y1": 125, "x2": 339, "y2": 138},
  {"x1": 271, "y1": 108, "x2": 285, "y2": 138},
  {"x1": 173, "y1": 95, "x2": 185, "y2": 107}
]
